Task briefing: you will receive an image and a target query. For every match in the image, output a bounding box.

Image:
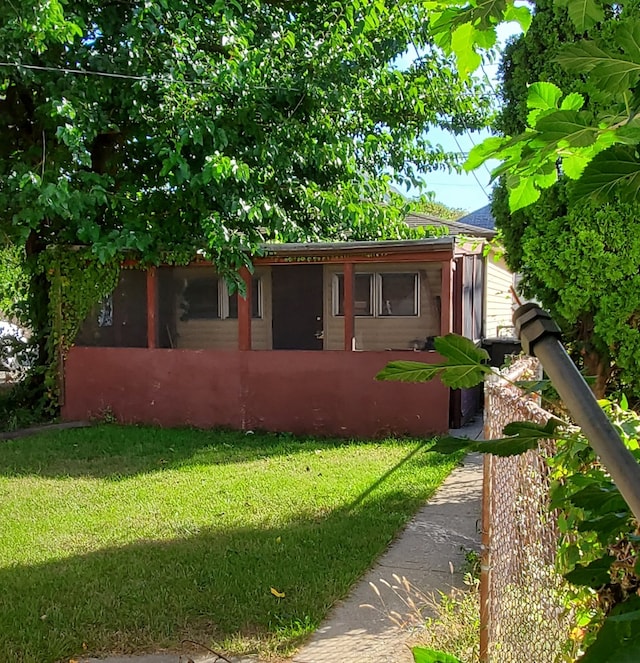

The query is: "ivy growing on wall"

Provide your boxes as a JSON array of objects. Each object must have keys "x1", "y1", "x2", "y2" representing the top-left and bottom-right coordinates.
[{"x1": 38, "y1": 247, "x2": 120, "y2": 410}]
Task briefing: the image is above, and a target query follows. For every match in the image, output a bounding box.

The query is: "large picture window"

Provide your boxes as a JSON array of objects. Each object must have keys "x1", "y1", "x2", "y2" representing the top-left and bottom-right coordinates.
[{"x1": 333, "y1": 271, "x2": 419, "y2": 317}]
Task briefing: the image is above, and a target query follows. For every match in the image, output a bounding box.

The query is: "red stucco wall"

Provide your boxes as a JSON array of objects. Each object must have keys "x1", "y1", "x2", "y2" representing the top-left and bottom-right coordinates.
[{"x1": 62, "y1": 348, "x2": 450, "y2": 437}]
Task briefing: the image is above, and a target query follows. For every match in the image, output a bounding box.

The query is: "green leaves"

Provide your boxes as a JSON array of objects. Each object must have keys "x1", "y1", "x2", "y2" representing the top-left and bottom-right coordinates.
[
  {"x1": 572, "y1": 146, "x2": 640, "y2": 203},
  {"x1": 555, "y1": 0, "x2": 604, "y2": 32},
  {"x1": 432, "y1": 419, "x2": 563, "y2": 456},
  {"x1": 376, "y1": 334, "x2": 491, "y2": 389},
  {"x1": 565, "y1": 556, "x2": 616, "y2": 588},
  {"x1": 556, "y1": 20, "x2": 640, "y2": 93},
  {"x1": 579, "y1": 597, "x2": 640, "y2": 662},
  {"x1": 412, "y1": 647, "x2": 462, "y2": 663}
]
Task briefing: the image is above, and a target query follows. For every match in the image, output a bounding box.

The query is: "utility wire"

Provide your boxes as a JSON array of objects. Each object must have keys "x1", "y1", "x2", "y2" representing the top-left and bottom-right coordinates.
[{"x1": 0, "y1": 61, "x2": 303, "y2": 93}]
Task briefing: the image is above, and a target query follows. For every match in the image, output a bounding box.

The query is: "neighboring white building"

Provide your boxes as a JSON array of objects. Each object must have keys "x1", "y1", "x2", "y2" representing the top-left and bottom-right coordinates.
[{"x1": 406, "y1": 206, "x2": 518, "y2": 340}]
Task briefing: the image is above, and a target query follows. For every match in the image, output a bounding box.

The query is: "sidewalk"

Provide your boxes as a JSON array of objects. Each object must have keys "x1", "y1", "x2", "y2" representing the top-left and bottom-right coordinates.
[
  {"x1": 291, "y1": 421, "x2": 483, "y2": 663},
  {"x1": 81, "y1": 419, "x2": 484, "y2": 663}
]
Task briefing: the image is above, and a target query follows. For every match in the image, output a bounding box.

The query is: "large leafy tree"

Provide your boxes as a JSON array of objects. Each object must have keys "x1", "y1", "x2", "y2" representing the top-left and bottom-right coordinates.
[
  {"x1": 0, "y1": 0, "x2": 490, "y2": 401},
  {"x1": 492, "y1": 0, "x2": 640, "y2": 399},
  {"x1": 0, "y1": 0, "x2": 489, "y2": 273}
]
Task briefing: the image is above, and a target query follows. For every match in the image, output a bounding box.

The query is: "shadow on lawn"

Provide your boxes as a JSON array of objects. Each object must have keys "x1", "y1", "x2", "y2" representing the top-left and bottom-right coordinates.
[
  {"x1": 0, "y1": 487, "x2": 441, "y2": 663},
  {"x1": 0, "y1": 425, "x2": 451, "y2": 479}
]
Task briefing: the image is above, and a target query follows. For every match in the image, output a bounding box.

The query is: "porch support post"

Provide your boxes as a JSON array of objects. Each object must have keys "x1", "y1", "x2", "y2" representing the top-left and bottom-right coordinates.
[
  {"x1": 344, "y1": 261, "x2": 355, "y2": 351},
  {"x1": 238, "y1": 266, "x2": 252, "y2": 351},
  {"x1": 440, "y1": 259, "x2": 453, "y2": 336},
  {"x1": 146, "y1": 267, "x2": 158, "y2": 349}
]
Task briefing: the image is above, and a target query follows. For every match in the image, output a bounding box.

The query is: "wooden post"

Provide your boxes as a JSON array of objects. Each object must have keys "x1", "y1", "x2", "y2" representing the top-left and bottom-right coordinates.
[
  {"x1": 344, "y1": 262, "x2": 355, "y2": 351},
  {"x1": 440, "y1": 259, "x2": 453, "y2": 336},
  {"x1": 238, "y1": 266, "x2": 252, "y2": 351},
  {"x1": 146, "y1": 267, "x2": 157, "y2": 349}
]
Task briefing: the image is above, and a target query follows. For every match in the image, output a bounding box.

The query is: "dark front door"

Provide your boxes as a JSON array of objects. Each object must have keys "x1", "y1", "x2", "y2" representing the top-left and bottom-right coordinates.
[{"x1": 272, "y1": 264, "x2": 324, "y2": 350}]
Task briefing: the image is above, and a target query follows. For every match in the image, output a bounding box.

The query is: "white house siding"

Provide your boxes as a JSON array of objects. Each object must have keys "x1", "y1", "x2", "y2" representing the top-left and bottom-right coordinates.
[{"x1": 485, "y1": 253, "x2": 515, "y2": 338}]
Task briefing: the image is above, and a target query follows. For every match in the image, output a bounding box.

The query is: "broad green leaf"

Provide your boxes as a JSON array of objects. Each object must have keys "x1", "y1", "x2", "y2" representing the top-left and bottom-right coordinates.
[
  {"x1": 564, "y1": 555, "x2": 615, "y2": 588},
  {"x1": 438, "y1": 364, "x2": 492, "y2": 388},
  {"x1": 579, "y1": 598, "x2": 640, "y2": 662},
  {"x1": 451, "y1": 23, "x2": 482, "y2": 77},
  {"x1": 571, "y1": 146, "x2": 640, "y2": 204},
  {"x1": 433, "y1": 419, "x2": 562, "y2": 457},
  {"x1": 562, "y1": 152, "x2": 591, "y2": 179},
  {"x1": 534, "y1": 167, "x2": 558, "y2": 188},
  {"x1": 567, "y1": 482, "x2": 628, "y2": 514},
  {"x1": 509, "y1": 177, "x2": 540, "y2": 211},
  {"x1": 557, "y1": 22, "x2": 640, "y2": 93},
  {"x1": 560, "y1": 92, "x2": 586, "y2": 111},
  {"x1": 430, "y1": 435, "x2": 477, "y2": 454},
  {"x1": 459, "y1": 0, "x2": 507, "y2": 30},
  {"x1": 527, "y1": 82, "x2": 562, "y2": 111},
  {"x1": 555, "y1": 0, "x2": 604, "y2": 32},
  {"x1": 577, "y1": 512, "x2": 631, "y2": 544},
  {"x1": 376, "y1": 335, "x2": 491, "y2": 389},
  {"x1": 433, "y1": 334, "x2": 490, "y2": 366},
  {"x1": 465, "y1": 136, "x2": 510, "y2": 171},
  {"x1": 504, "y1": 3, "x2": 532, "y2": 32},
  {"x1": 376, "y1": 361, "x2": 445, "y2": 384},
  {"x1": 535, "y1": 110, "x2": 599, "y2": 147},
  {"x1": 413, "y1": 647, "x2": 462, "y2": 663}
]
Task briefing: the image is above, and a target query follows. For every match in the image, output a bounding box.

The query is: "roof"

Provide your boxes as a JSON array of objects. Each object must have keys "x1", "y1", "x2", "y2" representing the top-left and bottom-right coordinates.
[
  {"x1": 405, "y1": 211, "x2": 496, "y2": 239},
  {"x1": 260, "y1": 236, "x2": 456, "y2": 256},
  {"x1": 456, "y1": 204, "x2": 496, "y2": 231}
]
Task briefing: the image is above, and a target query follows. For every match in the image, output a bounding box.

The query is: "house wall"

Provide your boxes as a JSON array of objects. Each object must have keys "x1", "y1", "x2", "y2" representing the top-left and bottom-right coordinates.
[
  {"x1": 323, "y1": 263, "x2": 442, "y2": 350},
  {"x1": 62, "y1": 347, "x2": 450, "y2": 437},
  {"x1": 485, "y1": 252, "x2": 515, "y2": 337}
]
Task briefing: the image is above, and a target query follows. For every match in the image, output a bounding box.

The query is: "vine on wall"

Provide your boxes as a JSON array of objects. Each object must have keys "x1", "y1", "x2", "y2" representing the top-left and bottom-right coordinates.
[{"x1": 39, "y1": 246, "x2": 120, "y2": 409}]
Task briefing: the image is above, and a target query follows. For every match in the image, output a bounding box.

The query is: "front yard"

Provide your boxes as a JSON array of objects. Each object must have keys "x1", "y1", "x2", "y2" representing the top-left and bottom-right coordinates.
[{"x1": 0, "y1": 425, "x2": 459, "y2": 662}]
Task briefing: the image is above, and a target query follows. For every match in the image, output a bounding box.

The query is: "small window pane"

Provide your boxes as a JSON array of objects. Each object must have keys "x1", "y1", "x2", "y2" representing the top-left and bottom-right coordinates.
[
  {"x1": 180, "y1": 275, "x2": 219, "y2": 320},
  {"x1": 335, "y1": 274, "x2": 372, "y2": 316},
  {"x1": 228, "y1": 277, "x2": 261, "y2": 319},
  {"x1": 380, "y1": 273, "x2": 417, "y2": 316}
]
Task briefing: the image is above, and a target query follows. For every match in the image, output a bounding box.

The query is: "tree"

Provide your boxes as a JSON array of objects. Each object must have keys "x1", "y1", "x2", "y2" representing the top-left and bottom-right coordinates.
[
  {"x1": 492, "y1": 0, "x2": 640, "y2": 399},
  {"x1": 0, "y1": 0, "x2": 491, "y2": 406}
]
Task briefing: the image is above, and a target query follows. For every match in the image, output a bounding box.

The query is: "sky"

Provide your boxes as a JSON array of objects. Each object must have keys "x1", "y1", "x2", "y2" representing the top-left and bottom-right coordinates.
[{"x1": 400, "y1": 22, "x2": 522, "y2": 214}]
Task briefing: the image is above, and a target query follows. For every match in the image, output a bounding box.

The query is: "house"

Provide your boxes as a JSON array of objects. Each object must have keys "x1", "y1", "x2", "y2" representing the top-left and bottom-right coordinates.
[
  {"x1": 62, "y1": 236, "x2": 491, "y2": 436},
  {"x1": 406, "y1": 209, "x2": 517, "y2": 338}
]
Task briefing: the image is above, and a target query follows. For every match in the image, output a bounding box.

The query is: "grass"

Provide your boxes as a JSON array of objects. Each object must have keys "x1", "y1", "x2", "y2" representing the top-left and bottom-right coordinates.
[{"x1": 0, "y1": 425, "x2": 461, "y2": 663}]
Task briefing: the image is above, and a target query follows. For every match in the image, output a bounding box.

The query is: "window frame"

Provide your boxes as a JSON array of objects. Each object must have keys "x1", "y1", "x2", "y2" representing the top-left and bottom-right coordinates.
[
  {"x1": 332, "y1": 272, "x2": 374, "y2": 317},
  {"x1": 377, "y1": 272, "x2": 420, "y2": 318},
  {"x1": 332, "y1": 270, "x2": 420, "y2": 318},
  {"x1": 221, "y1": 276, "x2": 263, "y2": 320}
]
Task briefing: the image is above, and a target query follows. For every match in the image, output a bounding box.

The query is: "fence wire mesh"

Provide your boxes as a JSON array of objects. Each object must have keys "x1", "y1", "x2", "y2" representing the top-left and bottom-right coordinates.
[{"x1": 481, "y1": 357, "x2": 574, "y2": 662}]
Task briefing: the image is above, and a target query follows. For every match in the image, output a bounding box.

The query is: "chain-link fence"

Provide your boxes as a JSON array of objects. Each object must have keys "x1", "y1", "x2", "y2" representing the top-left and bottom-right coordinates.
[{"x1": 481, "y1": 357, "x2": 574, "y2": 662}]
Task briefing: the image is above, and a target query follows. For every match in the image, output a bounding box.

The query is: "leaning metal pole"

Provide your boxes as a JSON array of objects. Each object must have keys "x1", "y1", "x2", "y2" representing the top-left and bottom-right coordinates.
[{"x1": 513, "y1": 303, "x2": 640, "y2": 524}]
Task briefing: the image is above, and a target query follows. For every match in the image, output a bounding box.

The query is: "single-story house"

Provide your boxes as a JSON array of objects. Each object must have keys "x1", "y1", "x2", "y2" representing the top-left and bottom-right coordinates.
[{"x1": 62, "y1": 233, "x2": 512, "y2": 436}]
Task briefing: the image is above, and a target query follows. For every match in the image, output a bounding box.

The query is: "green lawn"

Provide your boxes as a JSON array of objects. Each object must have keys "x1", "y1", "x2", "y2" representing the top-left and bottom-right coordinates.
[{"x1": 0, "y1": 425, "x2": 460, "y2": 662}]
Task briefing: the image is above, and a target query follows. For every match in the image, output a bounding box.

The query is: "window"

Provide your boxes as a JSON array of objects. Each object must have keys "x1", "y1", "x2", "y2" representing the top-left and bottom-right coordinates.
[
  {"x1": 379, "y1": 273, "x2": 418, "y2": 316},
  {"x1": 333, "y1": 273, "x2": 373, "y2": 316},
  {"x1": 180, "y1": 275, "x2": 220, "y2": 320},
  {"x1": 333, "y1": 271, "x2": 419, "y2": 317},
  {"x1": 180, "y1": 275, "x2": 262, "y2": 321},
  {"x1": 227, "y1": 277, "x2": 262, "y2": 319}
]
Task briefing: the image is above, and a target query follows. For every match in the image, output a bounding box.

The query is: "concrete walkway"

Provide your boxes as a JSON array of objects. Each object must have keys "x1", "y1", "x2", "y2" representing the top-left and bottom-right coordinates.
[{"x1": 80, "y1": 419, "x2": 484, "y2": 663}]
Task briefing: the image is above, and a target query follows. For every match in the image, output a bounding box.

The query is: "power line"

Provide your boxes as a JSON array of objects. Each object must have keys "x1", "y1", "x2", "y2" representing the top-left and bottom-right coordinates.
[{"x1": 0, "y1": 61, "x2": 303, "y2": 93}]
